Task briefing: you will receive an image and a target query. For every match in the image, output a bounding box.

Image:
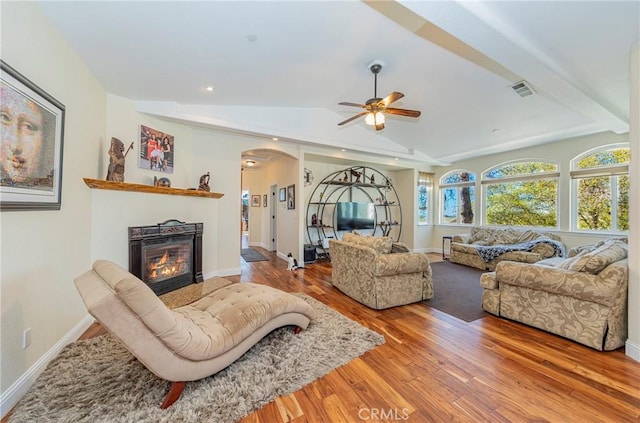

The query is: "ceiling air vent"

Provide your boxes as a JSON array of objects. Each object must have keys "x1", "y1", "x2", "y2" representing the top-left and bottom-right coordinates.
[{"x1": 510, "y1": 80, "x2": 535, "y2": 98}]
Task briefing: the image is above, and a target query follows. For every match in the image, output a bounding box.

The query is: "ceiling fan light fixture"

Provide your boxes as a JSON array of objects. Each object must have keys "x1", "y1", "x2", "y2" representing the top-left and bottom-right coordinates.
[
  {"x1": 246, "y1": 160, "x2": 256, "y2": 167},
  {"x1": 337, "y1": 61, "x2": 419, "y2": 129},
  {"x1": 365, "y1": 111, "x2": 385, "y2": 126}
]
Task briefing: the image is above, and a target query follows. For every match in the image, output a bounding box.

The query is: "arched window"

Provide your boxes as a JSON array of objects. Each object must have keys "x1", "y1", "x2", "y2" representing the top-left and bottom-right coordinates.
[
  {"x1": 482, "y1": 160, "x2": 559, "y2": 227},
  {"x1": 439, "y1": 170, "x2": 475, "y2": 225},
  {"x1": 571, "y1": 144, "x2": 630, "y2": 232}
]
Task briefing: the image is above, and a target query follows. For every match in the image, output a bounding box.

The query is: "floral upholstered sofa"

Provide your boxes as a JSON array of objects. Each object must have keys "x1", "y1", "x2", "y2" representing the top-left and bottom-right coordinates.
[
  {"x1": 480, "y1": 238, "x2": 628, "y2": 350},
  {"x1": 451, "y1": 226, "x2": 565, "y2": 271},
  {"x1": 329, "y1": 233, "x2": 433, "y2": 309}
]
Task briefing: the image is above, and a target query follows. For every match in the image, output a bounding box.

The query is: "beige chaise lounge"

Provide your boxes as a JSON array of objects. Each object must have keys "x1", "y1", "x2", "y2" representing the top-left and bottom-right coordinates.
[
  {"x1": 74, "y1": 260, "x2": 315, "y2": 408},
  {"x1": 480, "y1": 239, "x2": 628, "y2": 350},
  {"x1": 329, "y1": 233, "x2": 433, "y2": 309}
]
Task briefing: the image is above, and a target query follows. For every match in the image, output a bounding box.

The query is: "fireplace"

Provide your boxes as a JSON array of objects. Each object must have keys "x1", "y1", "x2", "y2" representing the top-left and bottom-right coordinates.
[{"x1": 128, "y1": 220, "x2": 203, "y2": 295}]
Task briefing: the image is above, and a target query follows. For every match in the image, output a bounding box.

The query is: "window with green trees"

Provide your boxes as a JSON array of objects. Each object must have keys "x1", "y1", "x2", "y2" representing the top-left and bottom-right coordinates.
[
  {"x1": 482, "y1": 160, "x2": 559, "y2": 227},
  {"x1": 417, "y1": 172, "x2": 433, "y2": 225},
  {"x1": 440, "y1": 170, "x2": 475, "y2": 224},
  {"x1": 571, "y1": 144, "x2": 630, "y2": 232}
]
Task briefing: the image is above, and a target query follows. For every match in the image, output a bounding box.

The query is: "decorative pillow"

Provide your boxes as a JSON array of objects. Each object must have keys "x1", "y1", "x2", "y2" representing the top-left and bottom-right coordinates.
[
  {"x1": 342, "y1": 233, "x2": 360, "y2": 243},
  {"x1": 561, "y1": 241, "x2": 627, "y2": 275},
  {"x1": 493, "y1": 230, "x2": 518, "y2": 245},
  {"x1": 342, "y1": 233, "x2": 393, "y2": 254},
  {"x1": 567, "y1": 244, "x2": 597, "y2": 258},
  {"x1": 468, "y1": 227, "x2": 493, "y2": 244},
  {"x1": 557, "y1": 250, "x2": 587, "y2": 270},
  {"x1": 390, "y1": 242, "x2": 410, "y2": 253}
]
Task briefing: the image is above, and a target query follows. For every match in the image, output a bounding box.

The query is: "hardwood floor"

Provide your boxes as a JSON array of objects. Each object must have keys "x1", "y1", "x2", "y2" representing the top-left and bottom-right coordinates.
[{"x1": 7, "y1": 249, "x2": 639, "y2": 422}]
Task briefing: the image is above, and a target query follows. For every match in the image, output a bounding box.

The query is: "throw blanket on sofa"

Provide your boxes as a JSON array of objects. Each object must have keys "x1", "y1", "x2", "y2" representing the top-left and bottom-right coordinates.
[{"x1": 475, "y1": 239, "x2": 565, "y2": 263}]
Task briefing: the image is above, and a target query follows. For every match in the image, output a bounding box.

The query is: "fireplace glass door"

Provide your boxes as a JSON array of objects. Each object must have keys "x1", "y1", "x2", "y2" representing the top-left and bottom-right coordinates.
[{"x1": 142, "y1": 238, "x2": 192, "y2": 286}]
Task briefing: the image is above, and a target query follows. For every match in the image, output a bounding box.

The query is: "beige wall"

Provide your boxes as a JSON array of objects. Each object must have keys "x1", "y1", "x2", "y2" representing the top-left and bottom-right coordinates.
[
  {"x1": 393, "y1": 169, "x2": 417, "y2": 247},
  {"x1": 0, "y1": 1, "x2": 105, "y2": 397},
  {"x1": 627, "y1": 41, "x2": 639, "y2": 359}
]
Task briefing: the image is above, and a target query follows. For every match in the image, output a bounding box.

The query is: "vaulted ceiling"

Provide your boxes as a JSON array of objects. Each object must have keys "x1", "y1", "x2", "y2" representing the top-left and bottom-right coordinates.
[{"x1": 39, "y1": 1, "x2": 639, "y2": 165}]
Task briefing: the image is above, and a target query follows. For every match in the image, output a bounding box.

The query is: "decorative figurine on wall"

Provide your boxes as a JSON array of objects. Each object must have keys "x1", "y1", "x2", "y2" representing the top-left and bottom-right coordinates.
[
  {"x1": 198, "y1": 172, "x2": 211, "y2": 191},
  {"x1": 106, "y1": 137, "x2": 133, "y2": 182},
  {"x1": 370, "y1": 174, "x2": 375, "y2": 184},
  {"x1": 154, "y1": 176, "x2": 171, "y2": 187},
  {"x1": 350, "y1": 168, "x2": 362, "y2": 182}
]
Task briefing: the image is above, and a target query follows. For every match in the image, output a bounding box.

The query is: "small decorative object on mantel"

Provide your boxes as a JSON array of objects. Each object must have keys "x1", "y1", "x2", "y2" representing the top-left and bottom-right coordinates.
[
  {"x1": 370, "y1": 174, "x2": 375, "y2": 184},
  {"x1": 154, "y1": 176, "x2": 171, "y2": 187},
  {"x1": 311, "y1": 213, "x2": 318, "y2": 225},
  {"x1": 106, "y1": 138, "x2": 133, "y2": 182},
  {"x1": 198, "y1": 172, "x2": 210, "y2": 192}
]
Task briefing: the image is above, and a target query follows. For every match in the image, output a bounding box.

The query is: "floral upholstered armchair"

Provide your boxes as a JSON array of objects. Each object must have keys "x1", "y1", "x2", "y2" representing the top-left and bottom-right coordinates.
[
  {"x1": 329, "y1": 233, "x2": 433, "y2": 310},
  {"x1": 480, "y1": 238, "x2": 628, "y2": 350}
]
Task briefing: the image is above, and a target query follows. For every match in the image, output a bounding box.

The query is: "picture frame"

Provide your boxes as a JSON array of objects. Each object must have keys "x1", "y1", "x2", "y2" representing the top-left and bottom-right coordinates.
[
  {"x1": 1, "y1": 60, "x2": 65, "y2": 211},
  {"x1": 251, "y1": 195, "x2": 260, "y2": 207},
  {"x1": 138, "y1": 125, "x2": 174, "y2": 174},
  {"x1": 263, "y1": 194, "x2": 267, "y2": 207},
  {"x1": 287, "y1": 184, "x2": 295, "y2": 210},
  {"x1": 279, "y1": 187, "x2": 286, "y2": 202}
]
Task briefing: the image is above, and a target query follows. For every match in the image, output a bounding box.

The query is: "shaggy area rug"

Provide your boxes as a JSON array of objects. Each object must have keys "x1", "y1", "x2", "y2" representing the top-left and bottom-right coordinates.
[
  {"x1": 9, "y1": 294, "x2": 384, "y2": 423},
  {"x1": 426, "y1": 261, "x2": 489, "y2": 322}
]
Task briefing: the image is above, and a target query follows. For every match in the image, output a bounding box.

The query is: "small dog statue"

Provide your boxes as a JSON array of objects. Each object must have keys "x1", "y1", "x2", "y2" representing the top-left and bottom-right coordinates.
[{"x1": 286, "y1": 253, "x2": 302, "y2": 271}]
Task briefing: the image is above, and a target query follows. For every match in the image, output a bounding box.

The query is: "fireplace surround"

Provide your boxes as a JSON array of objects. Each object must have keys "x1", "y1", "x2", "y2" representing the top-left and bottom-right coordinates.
[{"x1": 128, "y1": 219, "x2": 203, "y2": 295}]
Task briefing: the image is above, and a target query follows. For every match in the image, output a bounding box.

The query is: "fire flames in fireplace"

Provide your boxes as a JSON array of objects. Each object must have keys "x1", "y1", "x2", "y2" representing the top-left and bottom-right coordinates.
[
  {"x1": 129, "y1": 220, "x2": 203, "y2": 295},
  {"x1": 145, "y1": 246, "x2": 190, "y2": 284}
]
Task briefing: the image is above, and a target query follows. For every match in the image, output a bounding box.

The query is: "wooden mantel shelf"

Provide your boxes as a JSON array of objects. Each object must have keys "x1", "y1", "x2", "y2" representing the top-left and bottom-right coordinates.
[{"x1": 83, "y1": 178, "x2": 224, "y2": 199}]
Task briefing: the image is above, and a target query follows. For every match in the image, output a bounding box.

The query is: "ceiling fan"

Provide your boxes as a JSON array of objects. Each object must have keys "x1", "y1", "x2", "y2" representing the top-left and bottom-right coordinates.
[{"x1": 337, "y1": 61, "x2": 421, "y2": 131}]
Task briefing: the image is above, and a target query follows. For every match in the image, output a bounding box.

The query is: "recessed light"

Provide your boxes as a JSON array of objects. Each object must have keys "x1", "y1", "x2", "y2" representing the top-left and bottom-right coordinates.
[
  {"x1": 204, "y1": 86, "x2": 214, "y2": 92},
  {"x1": 246, "y1": 160, "x2": 256, "y2": 167},
  {"x1": 272, "y1": 137, "x2": 279, "y2": 141},
  {"x1": 492, "y1": 128, "x2": 500, "y2": 133},
  {"x1": 341, "y1": 149, "x2": 346, "y2": 152},
  {"x1": 394, "y1": 158, "x2": 399, "y2": 161}
]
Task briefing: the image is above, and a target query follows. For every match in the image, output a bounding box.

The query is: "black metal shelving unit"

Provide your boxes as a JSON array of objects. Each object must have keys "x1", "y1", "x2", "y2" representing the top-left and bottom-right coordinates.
[{"x1": 305, "y1": 166, "x2": 402, "y2": 259}]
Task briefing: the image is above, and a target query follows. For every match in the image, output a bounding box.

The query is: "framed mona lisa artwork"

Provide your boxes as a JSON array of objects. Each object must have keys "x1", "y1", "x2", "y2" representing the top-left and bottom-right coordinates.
[{"x1": 1, "y1": 60, "x2": 66, "y2": 211}]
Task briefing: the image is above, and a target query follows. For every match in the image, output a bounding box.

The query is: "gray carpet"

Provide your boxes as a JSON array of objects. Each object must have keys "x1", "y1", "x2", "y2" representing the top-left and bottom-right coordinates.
[
  {"x1": 8, "y1": 294, "x2": 384, "y2": 423},
  {"x1": 240, "y1": 248, "x2": 268, "y2": 262},
  {"x1": 426, "y1": 260, "x2": 489, "y2": 322}
]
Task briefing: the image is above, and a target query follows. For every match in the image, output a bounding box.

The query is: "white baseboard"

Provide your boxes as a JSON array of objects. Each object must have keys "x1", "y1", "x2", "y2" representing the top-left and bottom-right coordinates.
[
  {"x1": 248, "y1": 242, "x2": 270, "y2": 250},
  {"x1": 210, "y1": 267, "x2": 241, "y2": 278},
  {"x1": 626, "y1": 339, "x2": 640, "y2": 362},
  {"x1": 0, "y1": 314, "x2": 95, "y2": 419}
]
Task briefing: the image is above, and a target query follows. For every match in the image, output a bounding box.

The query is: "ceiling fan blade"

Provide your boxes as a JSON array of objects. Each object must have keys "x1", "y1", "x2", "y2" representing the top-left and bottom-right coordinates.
[
  {"x1": 338, "y1": 101, "x2": 367, "y2": 108},
  {"x1": 337, "y1": 111, "x2": 368, "y2": 126},
  {"x1": 379, "y1": 91, "x2": 404, "y2": 107},
  {"x1": 384, "y1": 107, "x2": 421, "y2": 118}
]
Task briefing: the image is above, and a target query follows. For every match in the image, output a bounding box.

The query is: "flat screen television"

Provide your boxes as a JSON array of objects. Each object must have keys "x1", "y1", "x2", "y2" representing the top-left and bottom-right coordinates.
[{"x1": 336, "y1": 202, "x2": 375, "y2": 231}]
